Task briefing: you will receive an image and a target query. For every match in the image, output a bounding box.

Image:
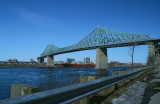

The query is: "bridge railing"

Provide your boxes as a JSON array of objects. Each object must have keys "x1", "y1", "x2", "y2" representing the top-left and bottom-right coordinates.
[{"x1": 0, "y1": 66, "x2": 154, "y2": 104}]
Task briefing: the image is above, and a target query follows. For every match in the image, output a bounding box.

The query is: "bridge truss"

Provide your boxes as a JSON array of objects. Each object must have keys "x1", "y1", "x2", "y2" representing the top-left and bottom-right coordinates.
[{"x1": 39, "y1": 26, "x2": 151, "y2": 58}]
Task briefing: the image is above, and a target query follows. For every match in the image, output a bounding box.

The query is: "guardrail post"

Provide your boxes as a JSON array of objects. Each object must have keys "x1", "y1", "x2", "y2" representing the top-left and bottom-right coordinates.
[
  {"x1": 11, "y1": 84, "x2": 40, "y2": 98},
  {"x1": 79, "y1": 76, "x2": 96, "y2": 104}
]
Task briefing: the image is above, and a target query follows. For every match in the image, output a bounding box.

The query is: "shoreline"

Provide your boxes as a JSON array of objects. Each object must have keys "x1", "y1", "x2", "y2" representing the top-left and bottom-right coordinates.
[{"x1": 0, "y1": 64, "x2": 145, "y2": 68}]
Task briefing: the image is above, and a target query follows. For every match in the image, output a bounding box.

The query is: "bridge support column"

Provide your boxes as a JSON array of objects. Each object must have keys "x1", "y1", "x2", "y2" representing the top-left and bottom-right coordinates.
[
  {"x1": 47, "y1": 55, "x2": 54, "y2": 66},
  {"x1": 155, "y1": 42, "x2": 160, "y2": 64},
  {"x1": 95, "y1": 48, "x2": 108, "y2": 70},
  {"x1": 148, "y1": 42, "x2": 160, "y2": 65},
  {"x1": 38, "y1": 58, "x2": 44, "y2": 64},
  {"x1": 155, "y1": 54, "x2": 160, "y2": 64},
  {"x1": 148, "y1": 42, "x2": 155, "y2": 65}
]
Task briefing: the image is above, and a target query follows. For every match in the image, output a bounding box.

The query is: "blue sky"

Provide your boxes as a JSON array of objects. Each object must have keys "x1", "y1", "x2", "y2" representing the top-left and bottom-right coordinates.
[{"x1": 0, "y1": 0, "x2": 160, "y2": 63}]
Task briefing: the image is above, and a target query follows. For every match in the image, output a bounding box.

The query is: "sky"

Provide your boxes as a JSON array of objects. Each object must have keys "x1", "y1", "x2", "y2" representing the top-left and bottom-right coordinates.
[{"x1": 0, "y1": 0, "x2": 160, "y2": 63}]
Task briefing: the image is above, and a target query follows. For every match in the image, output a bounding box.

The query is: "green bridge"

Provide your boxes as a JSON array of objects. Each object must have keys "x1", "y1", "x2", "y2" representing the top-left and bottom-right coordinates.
[{"x1": 37, "y1": 26, "x2": 160, "y2": 69}]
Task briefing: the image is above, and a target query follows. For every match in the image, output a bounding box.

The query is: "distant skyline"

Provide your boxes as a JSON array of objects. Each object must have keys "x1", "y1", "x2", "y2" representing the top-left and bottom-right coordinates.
[{"x1": 0, "y1": 0, "x2": 160, "y2": 63}]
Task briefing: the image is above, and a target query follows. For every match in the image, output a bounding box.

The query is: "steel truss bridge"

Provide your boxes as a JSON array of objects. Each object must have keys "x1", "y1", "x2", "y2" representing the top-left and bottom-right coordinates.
[{"x1": 38, "y1": 26, "x2": 159, "y2": 59}]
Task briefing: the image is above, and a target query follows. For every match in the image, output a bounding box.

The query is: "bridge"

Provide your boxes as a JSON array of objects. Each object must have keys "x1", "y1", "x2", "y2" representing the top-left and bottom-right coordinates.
[{"x1": 37, "y1": 26, "x2": 160, "y2": 69}]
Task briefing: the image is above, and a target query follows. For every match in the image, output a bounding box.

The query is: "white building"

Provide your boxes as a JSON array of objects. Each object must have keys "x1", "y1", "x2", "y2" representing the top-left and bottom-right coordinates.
[{"x1": 84, "y1": 57, "x2": 90, "y2": 64}]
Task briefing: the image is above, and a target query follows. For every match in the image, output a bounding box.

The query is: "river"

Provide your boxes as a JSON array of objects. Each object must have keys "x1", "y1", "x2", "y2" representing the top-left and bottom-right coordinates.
[{"x1": 0, "y1": 66, "x2": 138, "y2": 100}]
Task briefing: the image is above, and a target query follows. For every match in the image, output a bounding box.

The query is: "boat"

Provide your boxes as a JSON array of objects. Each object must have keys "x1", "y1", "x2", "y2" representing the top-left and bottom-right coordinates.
[{"x1": 59, "y1": 64, "x2": 95, "y2": 67}]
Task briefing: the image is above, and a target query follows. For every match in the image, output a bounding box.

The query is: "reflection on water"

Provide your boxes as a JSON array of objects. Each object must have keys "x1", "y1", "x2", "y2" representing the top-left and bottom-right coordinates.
[
  {"x1": 39, "y1": 68, "x2": 109, "y2": 90},
  {"x1": 39, "y1": 68, "x2": 81, "y2": 90},
  {"x1": 39, "y1": 67, "x2": 95, "y2": 90},
  {"x1": 95, "y1": 69, "x2": 108, "y2": 78},
  {"x1": 0, "y1": 66, "x2": 138, "y2": 100}
]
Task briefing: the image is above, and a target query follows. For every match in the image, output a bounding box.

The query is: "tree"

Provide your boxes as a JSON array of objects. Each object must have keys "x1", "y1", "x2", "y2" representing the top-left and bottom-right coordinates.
[
  {"x1": 129, "y1": 44, "x2": 135, "y2": 67},
  {"x1": 128, "y1": 34, "x2": 136, "y2": 67}
]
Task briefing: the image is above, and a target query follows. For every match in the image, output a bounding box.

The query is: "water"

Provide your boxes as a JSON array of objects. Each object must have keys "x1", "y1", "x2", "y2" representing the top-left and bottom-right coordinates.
[{"x1": 0, "y1": 66, "x2": 138, "y2": 100}]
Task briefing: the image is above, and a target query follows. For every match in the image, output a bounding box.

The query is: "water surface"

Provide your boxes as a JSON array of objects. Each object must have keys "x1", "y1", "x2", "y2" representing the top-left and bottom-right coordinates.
[{"x1": 0, "y1": 67, "x2": 137, "y2": 100}]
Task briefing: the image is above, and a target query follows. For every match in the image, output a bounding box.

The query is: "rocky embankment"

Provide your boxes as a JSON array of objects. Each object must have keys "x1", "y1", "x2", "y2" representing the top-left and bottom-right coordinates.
[{"x1": 112, "y1": 66, "x2": 160, "y2": 104}]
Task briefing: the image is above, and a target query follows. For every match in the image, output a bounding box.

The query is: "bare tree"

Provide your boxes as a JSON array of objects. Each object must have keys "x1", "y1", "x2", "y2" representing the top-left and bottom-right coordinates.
[
  {"x1": 128, "y1": 34, "x2": 136, "y2": 67},
  {"x1": 129, "y1": 44, "x2": 135, "y2": 67}
]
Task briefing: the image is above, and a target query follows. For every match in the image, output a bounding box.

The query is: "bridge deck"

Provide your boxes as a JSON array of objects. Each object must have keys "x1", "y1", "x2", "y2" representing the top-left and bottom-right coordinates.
[{"x1": 38, "y1": 39, "x2": 160, "y2": 59}]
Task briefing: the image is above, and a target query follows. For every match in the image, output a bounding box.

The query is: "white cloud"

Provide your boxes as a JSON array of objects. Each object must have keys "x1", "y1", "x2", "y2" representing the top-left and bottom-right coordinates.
[{"x1": 16, "y1": 8, "x2": 55, "y2": 28}]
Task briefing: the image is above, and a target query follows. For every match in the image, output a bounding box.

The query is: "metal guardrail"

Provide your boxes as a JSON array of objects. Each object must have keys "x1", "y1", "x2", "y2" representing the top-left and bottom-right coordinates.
[{"x1": 0, "y1": 66, "x2": 154, "y2": 104}]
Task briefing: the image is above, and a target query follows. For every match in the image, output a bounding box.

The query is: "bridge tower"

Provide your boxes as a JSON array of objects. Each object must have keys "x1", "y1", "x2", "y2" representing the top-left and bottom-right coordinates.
[
  {"x1": 95, "y1": 48, "x2": 108, "y2": 70},
  {"x1": 47, "y1": 55, "x2": 54, "y2": 66}
]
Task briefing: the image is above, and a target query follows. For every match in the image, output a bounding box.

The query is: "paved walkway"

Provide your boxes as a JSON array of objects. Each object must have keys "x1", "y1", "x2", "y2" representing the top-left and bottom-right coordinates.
[
  {"x1": 142, "y1": 66, "x2": 160, "y2": 104},
  {"x1": 148, "y1": 66, "x2": 160, "y2": 104},
  {"x1": 112, "y1": 81, "x2": 147, "y2": 104},
  {"x1": 112, "y1": 66, "x2": 160, "y2": 104}
]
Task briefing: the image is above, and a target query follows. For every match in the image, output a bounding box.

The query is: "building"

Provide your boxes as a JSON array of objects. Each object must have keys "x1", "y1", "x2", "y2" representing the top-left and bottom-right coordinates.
[
  {"x1": 109, "y1": 61, "x2": 120, "y2": 66},
  {"x1": 30, "y1": 58, "x2": 35, "y2": 63},
  {"x1": 84, "y1": 57, "x2": 90, "y2": 64},
  {"x1": 76, "y1": 61, "x2": 83, "y2": 64},
  {"x1": 7, "y1": 59, "x2": 18, "y2": 64},
  {"x1": 66, "y1": 58, "x2": 75, "y2": 64},
  {"x1": 55, "y1": 61, "x2": 65, "y2": 64}
]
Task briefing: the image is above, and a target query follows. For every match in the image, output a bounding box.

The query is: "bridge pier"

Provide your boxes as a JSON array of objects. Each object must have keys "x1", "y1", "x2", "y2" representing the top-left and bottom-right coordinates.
[
  {"x1": 148, "y1": 42, "x2": 160, "y2": 65},
  {"x1": 148, "y1": 43, "x2": 155, "y2": 65},
  {"x1": 95, "y1": 48, "x2": 108, "y2": 70},
  {"x1": 47, "y1": 55, "x2": 54, "y2": 66},
  {"x1": 155, "y1": 54, "x2": 160, "y2": 64},
  {"x1": 155, "y1": 42, "x2": 160, "y2": 64},
  {"x1": 38, "y1": 58, "x2": 44, "y2": 64}
]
